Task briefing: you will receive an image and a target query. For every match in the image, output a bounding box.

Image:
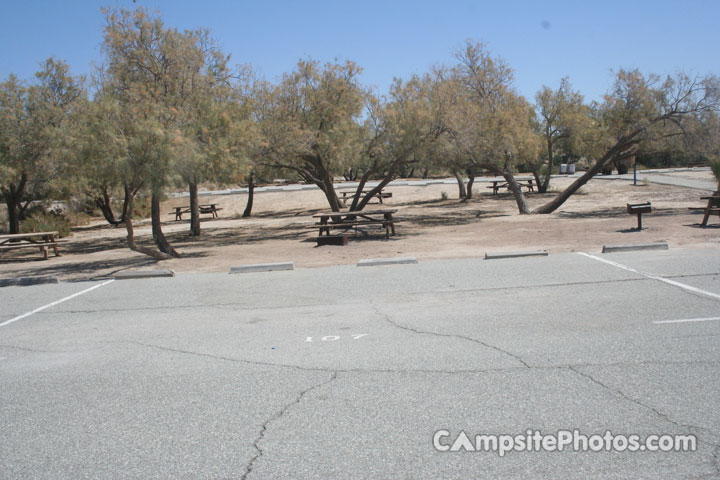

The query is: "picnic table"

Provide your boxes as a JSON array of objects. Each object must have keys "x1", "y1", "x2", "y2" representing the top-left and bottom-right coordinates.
[
  {"x1": 0, "y1": 231, "x2": 61, "y2": 260},
  {"x1": 311, "y1": 209, "x2": 398, "y2": 238},
  {"x1": 486, "y1": 179, "x2": 535, "y2": 195},
  {"x1": 691, "y1": 195, "x2": 720, "y2": 226},
  {"x1": 170, "y1": 204, "x2": 222, "y2": 221},
  {"x1": 338, "y1": 189, "x2": 392, "y2": 207}
]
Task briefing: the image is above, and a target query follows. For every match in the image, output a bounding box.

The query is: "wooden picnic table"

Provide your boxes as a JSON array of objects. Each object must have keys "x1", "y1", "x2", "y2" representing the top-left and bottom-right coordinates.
[
  {"x1": 170, "y1": 204, "x2": 222, "y2": 221},
  {"x1": 695, "y1": 195, "x2": 720, "y2": 227},
  {"x1": 338, "y1": 189, "x2": 392, "y2": 206},
  {"x1": 311, "y1": 208, "x2": 398, "y2": 238},
  {"x1": 486, "y1": 179, "x2": 535, "y2": 195},
  {"x1": 0, "y1": 231, "x2": 61, "y2": 260}
]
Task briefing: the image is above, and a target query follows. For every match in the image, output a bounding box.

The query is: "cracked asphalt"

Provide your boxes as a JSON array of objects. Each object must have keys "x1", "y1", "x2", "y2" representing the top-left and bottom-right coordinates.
[{"x1": 1, "y1": 248, "x2": 719, "y2": 479}]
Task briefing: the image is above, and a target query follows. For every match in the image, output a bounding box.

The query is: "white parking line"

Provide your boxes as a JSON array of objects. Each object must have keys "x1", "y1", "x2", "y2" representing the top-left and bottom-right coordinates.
[
  {"x1": 577, "y1": 252, "x2": 720, "y2": 301},
  {"x1": 653, "y1": 317, "x2": 720, "y2": 325},
  {"x1": 0, "y1": 279, "x2": 115, "y2": 328}
]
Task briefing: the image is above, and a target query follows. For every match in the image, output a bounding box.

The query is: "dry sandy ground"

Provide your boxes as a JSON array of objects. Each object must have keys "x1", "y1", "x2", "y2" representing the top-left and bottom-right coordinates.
[{"x1": 1, "y1": 172, "x2": 718, "y2": 281}]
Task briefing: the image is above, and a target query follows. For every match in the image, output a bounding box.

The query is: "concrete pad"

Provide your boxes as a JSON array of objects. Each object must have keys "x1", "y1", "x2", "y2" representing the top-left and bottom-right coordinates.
[
  {"x1": 485, "y1": 250, "x2": 548, "y2": 260},
  {"x1": 0, "y1": 276, "x2": 60, "y2": 287},
  {"x1": 357, "y1": 257, "x2": 418, "y2": 267},
  {"x1": 229, "y1": 262, "x2": 294, "y2": 274},
  {"x1": 602, "y1": 242, "x2": 669, "y2": 253},
  {"x1": 114, "y1": 270, "x2": 176, "y2": 280}
]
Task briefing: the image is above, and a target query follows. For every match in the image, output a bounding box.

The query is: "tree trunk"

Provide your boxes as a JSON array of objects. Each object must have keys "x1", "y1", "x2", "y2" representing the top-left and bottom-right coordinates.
[
  {"x1": 502, "y1": 171, "x2": 530, "y2": 214},
  {"x1": 453, "y1": 170, "x2": 467, "y2": 199},
  {"x1": 18, "y1": 199, "x2": 33, "y2": 221},
  {"x1": 242, "y1": 172, "x2": 254, "y2": 218},
  {"x1": 119, "y1": 184, "x2": 131, "y2": 226},
  {"x1": 476, "y1": 160, "x2": 529, "y2": 214},
  {"x1": 422, "y1": 167, "x2": 429, "y2": 179},
  {"x1": 95, "y1": 187, "x2": 123, "y2": 225},
  {"x1": 5, "y1": 196, "x2": 20, "y2": 234},
  {"x1": 353, "y1": 165, "x2": 398, "y2": 212},
  {"x1": 151, "y1": 193, "x2": 180, "y2": 257},
  {"x1": 540, "y1": 138, "x2": 553, "y2": 193},
  {"x1": 533, "y1": 149, "x2": 623, "y2": 214},
  {"x1": 349, "y1": 168, "x2": 374, "y2": 212},
  {"x1": 189, "y1": 182, "x2": 200, "y2": 236},
  {"x1": 124, "y1": 191, "x2": 170, "y2": 260},
  {"x1": 2, "y1": 174, "x2": 27, "y2": 234},
  {"x1": 320, "y1": 172, "x2": 342, "y2": 212},
  {"x1": 466, "y1": 170, "x2": 475, "y2": 199}
]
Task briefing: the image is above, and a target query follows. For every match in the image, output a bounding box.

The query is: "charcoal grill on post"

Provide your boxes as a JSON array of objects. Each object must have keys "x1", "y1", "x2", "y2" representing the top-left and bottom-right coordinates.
[{"x1": 627, "y1": 202, "x2": 652, "y2": 230}]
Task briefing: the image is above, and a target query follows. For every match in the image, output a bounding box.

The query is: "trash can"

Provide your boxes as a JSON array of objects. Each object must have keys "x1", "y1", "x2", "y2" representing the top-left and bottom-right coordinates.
[
  {"x1": 559, "y1": 164, "x2": 567, "y2": 174},
  {"x1": 568, "y1": 164, "x2": 576, "y2": 174}
]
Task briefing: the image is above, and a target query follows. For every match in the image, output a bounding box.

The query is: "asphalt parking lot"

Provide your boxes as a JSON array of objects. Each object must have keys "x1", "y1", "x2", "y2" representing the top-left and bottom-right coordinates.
[{"x1": 1, "y1": 248, "x2": 719, "y2": 479}]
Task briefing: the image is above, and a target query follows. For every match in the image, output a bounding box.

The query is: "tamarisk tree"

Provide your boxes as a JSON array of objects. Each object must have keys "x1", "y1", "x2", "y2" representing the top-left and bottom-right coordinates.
[
  {"x1": 0, "y1": 60, "x2": 83, "y2": 233},
  {"x1": 534, "y1": 70, "x2": 720, "y2": 213}
]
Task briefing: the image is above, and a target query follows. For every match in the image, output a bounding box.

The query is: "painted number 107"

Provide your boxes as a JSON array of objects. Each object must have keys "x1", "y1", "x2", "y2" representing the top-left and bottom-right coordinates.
[{"x1": 305, "y1": 334, "x2": 368, "y2": 342}]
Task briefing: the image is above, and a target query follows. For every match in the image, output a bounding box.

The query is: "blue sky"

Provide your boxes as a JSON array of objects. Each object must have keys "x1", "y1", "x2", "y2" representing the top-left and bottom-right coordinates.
[{"x1": 1, "y1": 0, "x2": 718, "y2": 103}]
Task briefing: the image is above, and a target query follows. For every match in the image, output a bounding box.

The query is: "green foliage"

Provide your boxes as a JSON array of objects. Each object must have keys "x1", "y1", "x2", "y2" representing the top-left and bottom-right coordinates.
[
  {"x1": 0, "y1": 59, "x2": 84, "y2": 232},
  {"x1": 711, "y1": 159, "x2": 720, "y2": 190},
  {"x1": 21, "y1": 210, "x2": 67, "y2": 237},
  {"x1": 440, "y1": 40, "x2": 538, "y2": 177},
  {"x1": 132, "y1": 196, "x2": 152, "y2": 220}
]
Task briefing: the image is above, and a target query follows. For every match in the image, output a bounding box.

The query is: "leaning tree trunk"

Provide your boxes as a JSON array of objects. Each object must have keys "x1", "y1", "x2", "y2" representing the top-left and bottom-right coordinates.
[
  {"x1": 124, "y1": 192, "x2": 170, "y2": 260},
  {"x1": 189, "y1": 182, "x2": 200, "y2": 236},
  {"x1": 477, "y1": 161, "x2": 530, "y2": 214},
  {"x1": 453, "y1": 170, "x2": 467, "y2": 199},
  {"x1": 502, "y1": 171, "x2": 530, "y2": 214},
  {"x1": 151, "y1": 193, "x2": 180, "y2": 257},
  {"x1": 353, "y1": 165, "x2": 398, "y2": 212},
  {"x1": 243, "y1": 172, "x2": 255, "y2": 218},
  {"x1": 320, "y1": 172, "x2": 342, "y2": 212},
  {"x1": 533, "y1": 148, "x2": 624, "y2": 214}
]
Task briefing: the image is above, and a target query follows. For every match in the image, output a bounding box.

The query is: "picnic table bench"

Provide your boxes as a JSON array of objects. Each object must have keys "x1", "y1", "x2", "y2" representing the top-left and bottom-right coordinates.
[
  {"x1": 311, "y1": 209, "x2": 398, "y2": 238},
  {"x1": 339, "y1": 189, "x2": 392, "y2": 206},
  {"x1": 486, "y1": 179, "x2": 535, "y2": 195},
  {"x1": 0, "y1": 231, "x2": 61, "y2": 260},
  {"x1": 689, "y1": 195, "x2": 720, "y2": 227},
  {"x1": 170, "y1": 204, "x2": 222, "y2": 221}
]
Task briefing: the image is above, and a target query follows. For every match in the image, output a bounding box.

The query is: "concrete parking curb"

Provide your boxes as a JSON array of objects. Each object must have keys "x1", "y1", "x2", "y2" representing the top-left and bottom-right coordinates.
[
  {"x1": 229, "y1": 262, "x2": 295, "y2": 274},
  {"x1": 485, "y1": 250, "x2": 548, "y2": 260},
  {"x1": 357, "y1": 257, "x2": 418, "y2": 267},
  {"x1": 0, "y1": 276, "x2": 60, "y2": 287},
  {"x1": 114, "y1": 270, "x2": 176, "y2": 280},
  {"x1": 602, "y1": 242, "x2": 669, "y2": 253}
]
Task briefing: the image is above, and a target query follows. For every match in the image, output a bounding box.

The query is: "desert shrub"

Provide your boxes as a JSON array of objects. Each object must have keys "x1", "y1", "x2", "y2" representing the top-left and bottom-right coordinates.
[
  {"x1": 133, "y1": 196, "x2": 152, "y2": 220},
  {"x1": 20, "y1": 210, "x2": 71, "y2": 238}
]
